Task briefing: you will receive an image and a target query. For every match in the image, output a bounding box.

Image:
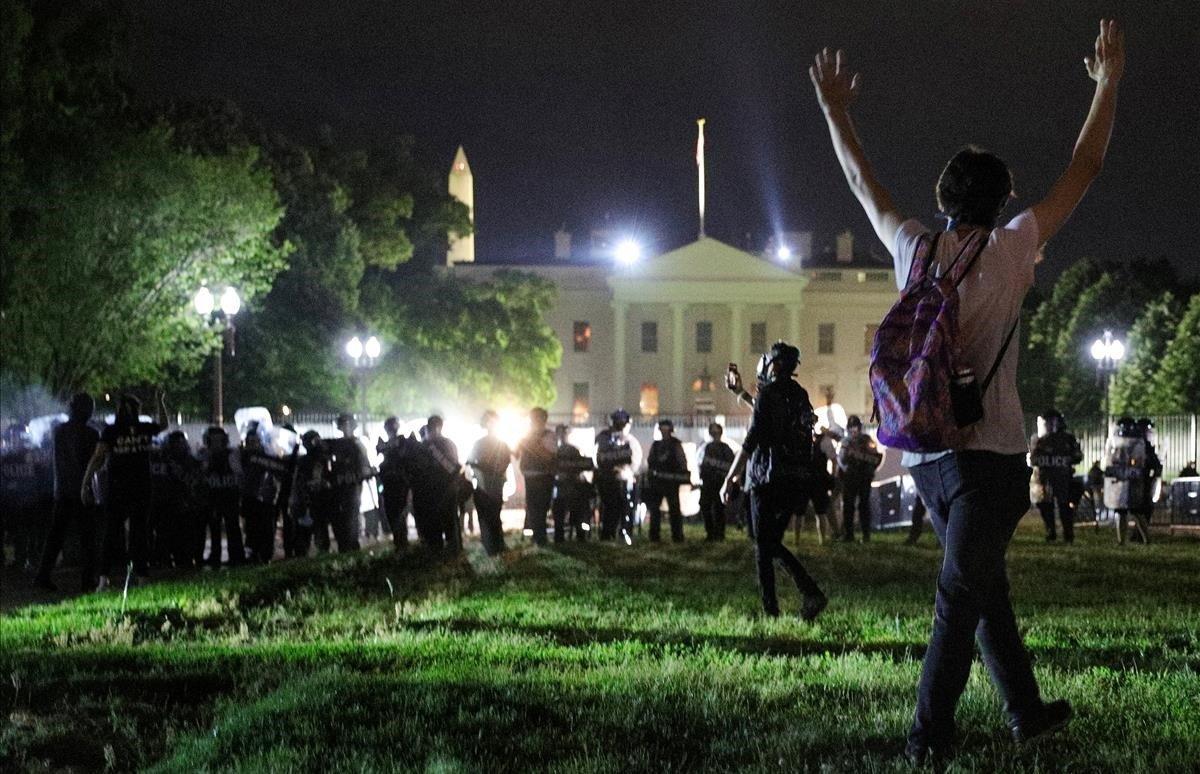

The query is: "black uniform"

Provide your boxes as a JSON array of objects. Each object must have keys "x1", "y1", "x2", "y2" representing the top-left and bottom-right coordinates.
[
  {"x1": 468, "y1": 435, "x2": 511, "y2": 555},
  {"x1": 743, "y1": 378, "x2": 823, "y2": 616},
  {"x1": 553, "y1": 443, "x2": 594, "y2": 542},
  {"x1": 99, "y1": 420, "x2": 162, "y2": 577},
  {"x1": 148, "y1": 442, "x2": 203, "y2": 567},
  {"x1": 646, "y1": 436, "x2": 689, "y2": 543},
  {"x1": 327, "y1": 437, "x2": 371, "y2": 553},
  {"x1": 377, "y1": 434, "x2": 418, "y2": 548},
  {"x1": 200, "y1": 446, "x2": 244, "y2": 566},
  {"x1": 1032, "y1": 430, "x2": 1084, "y2": 543},
  {"x1": 518, "y1": 430, "x2": 557, "y2": 546},
  {"x1": 595, "y1": 429, "x2": 636, "y2": 541},
  {"x1": 36, "y1": 419, "x2": 101, "y2": 589},
  {"x1": 290, "y1": 442, "x2": 333, "y2": 556},
  {"x1": 697, "y1": 440, "x2": 734, "y2": 540},
  {"x1": 420, "y1": 436, "x2": 462, "y2": 552},
  {"x1": 838, "y1": 434, "x2": 882, "y2": 541},
  {"x1": 241, "y1": 444, "x2": 291, "y2": 562}
]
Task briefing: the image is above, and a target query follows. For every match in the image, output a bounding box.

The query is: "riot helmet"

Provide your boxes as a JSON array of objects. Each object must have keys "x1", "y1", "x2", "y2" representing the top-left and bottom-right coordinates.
[
  {"x1": 610, "y1": 409, "x2": 631, "y2": 431},
  {"x1": 1042, "y1": 408, "x2": 1066, "y2": 434},
  {"x1": 68, "y1": 392, "x2": 95, "y2": 423},
  {"x1": 1115, "y1": 416, "x2": 1139, "y2": 438}
]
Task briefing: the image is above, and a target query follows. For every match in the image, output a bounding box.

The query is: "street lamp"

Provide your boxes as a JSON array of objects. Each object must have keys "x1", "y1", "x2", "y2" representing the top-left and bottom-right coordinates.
[
  {"x1": 194, "y1": 284, "x2": 240, "y2": 425},
  {"x1": 614, "y1": 239, "x2": 642, "y2": 265},
  {"x1": 345, "y1": 333, "x2": 381, "y2": 418},
  {"x1": 1091, "y1": 329, "x2": 1126, "y2": 429}
]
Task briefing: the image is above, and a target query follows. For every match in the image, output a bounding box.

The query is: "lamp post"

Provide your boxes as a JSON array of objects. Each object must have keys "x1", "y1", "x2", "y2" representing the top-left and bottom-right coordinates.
[
  {"x1": 194, "y1": 285, "x2": 241, "y2": 426},
  {"x1": 345, "y1": 334, "x2": 381, "y2": 418},
  {"x1": 1090, "y1": 329, "x2": 1126, "y2": 430}
]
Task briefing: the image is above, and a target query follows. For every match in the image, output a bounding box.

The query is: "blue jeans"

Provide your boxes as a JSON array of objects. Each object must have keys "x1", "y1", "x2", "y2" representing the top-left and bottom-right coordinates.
[{"x1": 908, "y1": 452, "x2": 1042, "y2": 746}]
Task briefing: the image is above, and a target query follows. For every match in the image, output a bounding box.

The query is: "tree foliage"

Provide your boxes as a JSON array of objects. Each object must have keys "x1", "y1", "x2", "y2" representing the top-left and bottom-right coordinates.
[
  {"x1": 1147, "y1": 294, "x2": 1200, "y2": 414},
  {"x1": 1109, "y1": 292, "x2": 1181, "y2": 415}
]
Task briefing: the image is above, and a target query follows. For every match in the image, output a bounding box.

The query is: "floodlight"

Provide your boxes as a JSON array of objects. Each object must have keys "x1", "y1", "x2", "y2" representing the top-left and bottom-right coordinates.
[
  {"x1": 1090, "y1": 340, "x2": 1107, "y2": 361},
  {"x1": 345, "y1": 336, "x2": 364, "y2": 360},
  {"x1": 1108, "y1": 339, "x2": 1125, "y2": 362},
  {"x1": 775, "y1": 245, "x2": 792, "y2": 261},
  {"x1": 614, "y1": 239, "x2": 642, "y2": 265},
  {"x1": 364, "y1": 336, "x2": 382, "y2": 359}
]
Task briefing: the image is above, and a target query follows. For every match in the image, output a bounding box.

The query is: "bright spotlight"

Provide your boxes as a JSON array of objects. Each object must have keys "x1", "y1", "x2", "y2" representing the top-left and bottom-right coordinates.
[
  {"x1": 775, "y1": 245, "x2": 792, "y2": 262},
  {"x1": 364, "y1": 336, "x2": 382, "y2": 359},
  {"x1": 345, "y1": 336, "x2": 363, "y2": 360},
  {"x1": 614, "y1": 239, "x2": 642, "y2": 265},
  {"x1": 219, "y1": 287, "x2": 241, "y2": 317},
  {"x1": 193, "y1": 286, "x2": 215, "y2": 316}
]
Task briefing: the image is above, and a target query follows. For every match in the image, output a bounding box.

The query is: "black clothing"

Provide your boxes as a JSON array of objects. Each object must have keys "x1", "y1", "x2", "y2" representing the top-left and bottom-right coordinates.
[
  {"x1": 327, "y1": 437, "x2": 370, "y2": 553},
  {"x1": 839, "y1": 434, "x2": 882, "y2": 541},
  {"x1": 421, "y1": 436, "x2": 462, "y2": 552},
  {"x1": 647, "y1": 437, "x2": 689, "y2": 543},
  {"x1": 53, "y1": 420, "x2": 100, "y2": 501},
  {"x1": 553, "y1": 443, "x2": 594, "y2": 541},
  {"x1": 698, "y1": 440, "x2": 734, "y2": 540},
  {"x1": 519, "y1": 430, "x2": 556, "y2": 546},
  {"x1": 742, "y1": 378, "x2": 814, "y2": 490},
  {"x1": 2, "y1": 445, "x2": 52, "y2": 568},
  {"x1": 378, "y1": 434, "x2": 420, "y2": 548},
  {"x1": 100, "y1": 421, "x2": 161, "y2": 496},
  {"x1": 468, "y1": 435, "x2": 511, "y2": 554},
  {"x1": 751, "y1": 484, "x2": 822, "y2": 615},
  {"x1": 41, "y1": 422, "x2": 97, "y2": 584},
  {"x1": 200, "y1": 448, "x2": 243, "y2": 566},
  {"x1": 1032, "y1": 430, "x2": 1083, "y2": 543},
  {"x1": 97, "y1": 420, "x2": 161, "y2": 576},
  {"x1": 594, "y1": 428, "x2": 635, "y2": 540}
]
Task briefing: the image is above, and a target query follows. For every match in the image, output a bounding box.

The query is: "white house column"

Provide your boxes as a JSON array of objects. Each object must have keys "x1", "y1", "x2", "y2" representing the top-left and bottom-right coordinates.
[
  {"x1": 613, "y1": 301, "x2": 627, "y2": 412},
  {"x1": 787, "y1": 303, "x2": 802, "y2": 347},
  {"x1": 730, "y1": 302, "x2": 744, "y2": 362},
  {"x1": 671, "y1": 303, "x2": 686, "y2": 413}
]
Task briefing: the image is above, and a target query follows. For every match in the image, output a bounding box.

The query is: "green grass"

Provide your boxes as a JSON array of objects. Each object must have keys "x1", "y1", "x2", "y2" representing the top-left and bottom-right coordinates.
[{"x1": 3, "y1": 521, "x2": 1198, "y2": 772}]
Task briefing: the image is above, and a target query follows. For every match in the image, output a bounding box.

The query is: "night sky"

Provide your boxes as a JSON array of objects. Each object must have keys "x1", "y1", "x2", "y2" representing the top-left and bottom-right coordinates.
[{"x1": 126, "y1": 1, "x2": 1199, "y2": 280}]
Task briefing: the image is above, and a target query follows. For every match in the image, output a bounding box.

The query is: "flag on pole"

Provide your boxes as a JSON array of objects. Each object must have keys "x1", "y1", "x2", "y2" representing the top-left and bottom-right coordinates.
[{"x1": 696, "y1": 118, "x2": 706, "y2": 239}]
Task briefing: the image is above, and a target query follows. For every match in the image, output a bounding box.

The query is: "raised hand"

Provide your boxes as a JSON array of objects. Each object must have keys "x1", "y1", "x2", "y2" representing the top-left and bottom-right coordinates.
[
  {"x1": 809, "y1": 48, "x2": 861, "y2": 112},
  {"x1": 1084, "y1": 19, "x2": 1125, "y2": 85}
]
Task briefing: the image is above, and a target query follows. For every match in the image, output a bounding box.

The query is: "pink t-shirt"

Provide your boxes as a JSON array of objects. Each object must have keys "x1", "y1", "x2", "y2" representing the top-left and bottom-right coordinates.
[{"x1": 892, "y1": 210, "x2": 1039, "y2": 463}]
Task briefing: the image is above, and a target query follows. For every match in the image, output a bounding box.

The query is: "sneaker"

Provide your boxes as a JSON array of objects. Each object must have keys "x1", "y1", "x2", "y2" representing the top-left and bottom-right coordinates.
[
  {"x1": 800, "y1": 592, "x2": 828, "y2": 622},
  {"x1": 1010, "y1": 699, "x2": 1073, "y2": 744}
]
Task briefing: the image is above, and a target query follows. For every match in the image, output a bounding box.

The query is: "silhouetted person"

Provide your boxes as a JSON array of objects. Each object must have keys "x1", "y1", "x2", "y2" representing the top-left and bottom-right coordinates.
[
  {"x1": 467, "y1": 410, "x2": 511, "y2": 555},
  {"x1": 837, "y1": 416, "x2": 881, "y2": 542},
  {"x1": 36, "y1": 393, "x2": 100, "y2": 591},
  {"x1": 1031, "y1": 409, "x2": 1084, "y2": 543},
  {"x1": 697, "y1": 423, "x2": 734, "y2": 541},
  {"x1": 722, "y1": 341, "x2": 826, "y2": 621},
  {"x1": 83, "y1": 394, "x2": 164, "y2": 588},
  {"x1": 199, "y1": 426, "x2": 244, "y2": 567},
  {"x1": 517, "y1": 407, "x2": 556, "y2": 546},
  {"x1": 552, "y1": 424, "x2": 594, "y2": 541},
  {"x1": 376, "y1": 416, "x2": 414, "y2": 549},
  {"x1": 594, "y1": 409, "x2": 642, "y2": 542},
  {"x1": 646, "y1": 419, "x2": 689, "y2": 543}
]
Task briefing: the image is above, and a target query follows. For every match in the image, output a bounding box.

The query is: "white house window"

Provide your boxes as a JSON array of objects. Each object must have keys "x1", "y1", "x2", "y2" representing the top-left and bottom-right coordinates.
[
  {"x1": 641, "y1": 321, "x2": 658, "y2": 353},
  {"x1": 818, "y1": 323, "x2": 835, "y2": 355},
  {"x1": 750, "y1": 321, "x2": 767, "y2": 353},
  {"x1": 696, "y1": 321, "x2": 713, "y2": 353}
]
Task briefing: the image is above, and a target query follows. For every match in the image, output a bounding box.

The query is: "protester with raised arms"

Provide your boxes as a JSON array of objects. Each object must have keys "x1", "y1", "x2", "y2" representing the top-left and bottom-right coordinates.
[{"x1": 811, "y1": 19, "x2": 1124, "y2": 762}]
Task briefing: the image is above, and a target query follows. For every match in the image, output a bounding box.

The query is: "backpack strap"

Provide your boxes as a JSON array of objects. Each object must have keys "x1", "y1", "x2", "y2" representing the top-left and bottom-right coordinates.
[
  {"x1": 905, "y1": 231, "x2": 942, "y2": 290},
  {"x1": 947, "y1": 231, "x2": 991, "y2": 289},
  {"x1": 981, "y1": 315, "x2": 1020, "y2": 395}
]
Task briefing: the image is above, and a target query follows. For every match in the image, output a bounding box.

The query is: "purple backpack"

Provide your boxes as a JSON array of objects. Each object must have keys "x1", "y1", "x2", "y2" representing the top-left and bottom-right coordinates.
[{"x1": 869, "y1": 231, "x2": 1015, "y2": 453}]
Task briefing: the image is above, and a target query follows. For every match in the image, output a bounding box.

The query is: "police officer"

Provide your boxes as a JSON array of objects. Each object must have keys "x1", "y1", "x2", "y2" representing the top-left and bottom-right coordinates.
[
  {"x1": 697, "y1": 423, "x2": 734, "y2": 541},
  {"x1": 241, "y1": 422, "x2": 290, "y2": 562},
  {"x1": 1134, "y1": 417, "x2": 1163, "y2": 540},
  {"x1": 325, "y1": 414, "x2": 372, "y2": 553},
  {"x1": 516, "y1": 407, "x2": 557, "y2": 546},
  {"x1": 837, "y1": 416, "x2": 882, "y2": 542},
  {"x1": 1030, "y1": 409, "x2": 1084, "y2": 544},
  {"x1": 2, "y1": 421, "x2": 51, "y2": 573},
  {"x1": 376, "y1": 416, "x2": 414, "y2": 549},
  {"x1": 289, "y1": 430, "x2": 332, "y2": 556},
  {"x1": 594, "y1": 409, "x2": 642, "y2": 542},
  {"x1": 1104, "y1": 416, "x2": 1154, "y2": 545},
  {"x1": 422, "y1": 416, "x2": 464, "y2": 553},
  {"x1": 806, "y1": 425, "x2": 839, "y2": 545},
  {"x1": 36, "y1": 395, "x2": 101, "y2": 590},
  {"x1": 159, "y1": 430, "x2": 202, "y2": 568},
  {"x1": 646, "y1": 419, "x2": 689, "y2": 543},
  {"x1": 552, "y1": 424, "x2": 594, "y2": 541},
  {"x1": 721, "y1": 342, "x2": 827, "y2": 620},
  {"x1": 1181, "y1": 461, "x2": 1200, "y2": 479},
  {"x1": 467, "y1": 410, "x2": 512, "y2": 555},
  {"x1": 82, "y1": 394, "x2": 164, "y2": 588},
  {"x1": 198, "y1": 426, "x2": 244, "y2": 567}
]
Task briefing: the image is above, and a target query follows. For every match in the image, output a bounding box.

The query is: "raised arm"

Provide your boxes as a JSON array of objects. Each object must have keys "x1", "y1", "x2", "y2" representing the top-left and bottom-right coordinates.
[
  {"x1": 810, "y1": 48, "x2": 905, "y2": 250},
  {"x1": 1031, "y1": 19, "x2": 1125, "y2": 245}
]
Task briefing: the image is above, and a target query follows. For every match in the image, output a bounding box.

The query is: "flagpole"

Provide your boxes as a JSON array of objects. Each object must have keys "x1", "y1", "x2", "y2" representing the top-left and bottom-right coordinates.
[{"x1": 696, "y1": 117, "x2": 706, "y2": 239}]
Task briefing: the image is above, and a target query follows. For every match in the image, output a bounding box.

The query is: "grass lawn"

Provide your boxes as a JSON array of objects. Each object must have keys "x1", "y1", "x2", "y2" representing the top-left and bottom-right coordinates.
[{"x1": 2, "y1": 519, "x2": 1198, "y2": 772}]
